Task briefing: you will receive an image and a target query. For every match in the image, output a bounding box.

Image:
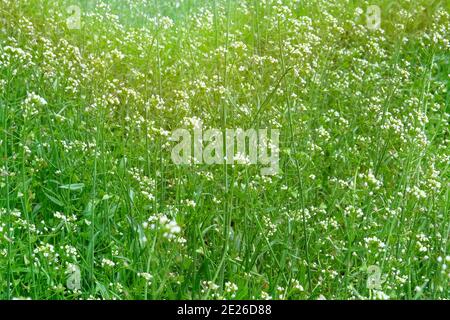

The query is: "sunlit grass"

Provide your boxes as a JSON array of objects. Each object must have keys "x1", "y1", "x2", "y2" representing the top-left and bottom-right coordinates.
[{"x1": 0, "y1": 0, "x2": 448, "y2": 300}]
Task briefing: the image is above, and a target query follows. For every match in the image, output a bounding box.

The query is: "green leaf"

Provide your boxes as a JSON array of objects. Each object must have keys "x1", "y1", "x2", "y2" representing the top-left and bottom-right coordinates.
[
  {"x1": 43, "y1": 192, "x2": 64, "y2": 207},
  {"x1": 59, "y1": 183, "x2": 85, "y2": 191}
]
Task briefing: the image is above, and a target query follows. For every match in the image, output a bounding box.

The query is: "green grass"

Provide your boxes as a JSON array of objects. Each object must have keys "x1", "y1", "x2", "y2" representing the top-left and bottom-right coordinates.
[{"x1": 0, "y1": 0, "x2": 449, "y2": 300}]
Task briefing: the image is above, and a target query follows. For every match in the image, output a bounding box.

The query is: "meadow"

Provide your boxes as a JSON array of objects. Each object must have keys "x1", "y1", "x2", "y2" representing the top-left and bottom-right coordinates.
[{"x1": 0, "y1": 0, "x2": 449, "y2": 300}]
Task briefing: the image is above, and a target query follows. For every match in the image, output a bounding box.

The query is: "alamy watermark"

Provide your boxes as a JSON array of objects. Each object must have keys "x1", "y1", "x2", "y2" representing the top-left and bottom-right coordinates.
[
  {"x1": 367, "y1": 265, "x2": 387, "y2": 290},
  {"x1": 366, "y1": 5, "x2": 381, "y2": 31},
  {"x1": 169, "y1": 121, "x2": 280, "y2": 176},
  {"x1": 66, "y1": 5, "x2": 81, "y2": 30}
]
